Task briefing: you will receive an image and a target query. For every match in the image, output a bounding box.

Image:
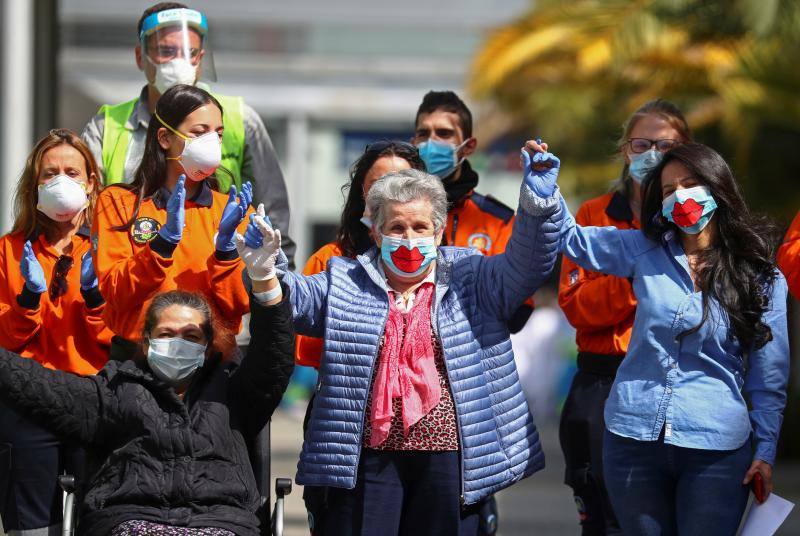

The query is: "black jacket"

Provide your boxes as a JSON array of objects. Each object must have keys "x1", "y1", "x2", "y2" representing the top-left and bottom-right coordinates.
[{"x1": 0, "y1": 291, "x2": 295, "y2": 536}]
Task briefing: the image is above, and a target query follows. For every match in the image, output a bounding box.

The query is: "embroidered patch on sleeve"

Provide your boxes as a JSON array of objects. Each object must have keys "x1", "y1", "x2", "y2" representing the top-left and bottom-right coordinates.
[{"x1": 569, "y1": 269, "x2": 580, "y2": 286}]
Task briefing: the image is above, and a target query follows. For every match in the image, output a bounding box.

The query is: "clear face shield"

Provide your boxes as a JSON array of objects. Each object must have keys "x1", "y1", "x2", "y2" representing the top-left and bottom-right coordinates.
[{"x1": 139, "y1": 8, "x2": 217, "y2": 94}]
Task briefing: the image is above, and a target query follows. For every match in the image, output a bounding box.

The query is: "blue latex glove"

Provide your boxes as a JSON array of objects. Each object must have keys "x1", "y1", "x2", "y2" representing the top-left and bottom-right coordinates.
[
  {"x1": 244, "y1": 209, "x2": 272, "y2": 249},
  {"x1": 158, "y1": 174, "x2": 186, "y2": 244},
  {"x1": 522, "y1": 140, "x2": 560, "y2": 198},
  {"x1": 20, "y1": 241, "x2": 47, "y2": 294},
  {"x1": 80, "y1": 251, "x2": 98, "y2": 290},
  {"x1": 216, "y1": 181, "x2": 253, "y2": 252}
]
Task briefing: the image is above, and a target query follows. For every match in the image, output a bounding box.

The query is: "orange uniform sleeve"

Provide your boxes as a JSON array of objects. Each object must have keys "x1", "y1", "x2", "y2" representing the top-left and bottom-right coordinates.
[
  {"x1": 82, "y1": 301, "x2": 114, "y2": 348},
  {"x1": 558, "y1": 202, "x2": 637, "y2": 330},
  {"x1": 205, "y1": 207, "x2": 254, "y2": 333},
  {"x1": 91, "y1": 189, "x2": 175, "y2": 318},
  {"x1": 0, "y1": 242, "x2": 43, "y2": 351},
  {"x1": 295, "y1": 243, "x2": 340, "y2": 368},
  {"x1": 491, "y1": 215, "x2": 515, "y2": 255},
  {"x1": 777, "y1": 211, "x2": 800, "y2": 299}
]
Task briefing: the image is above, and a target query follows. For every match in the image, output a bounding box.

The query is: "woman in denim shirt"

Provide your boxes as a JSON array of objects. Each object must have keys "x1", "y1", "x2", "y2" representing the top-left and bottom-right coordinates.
[{"x1": 523, "y1": 140, "x2": 789, "y2": 535}]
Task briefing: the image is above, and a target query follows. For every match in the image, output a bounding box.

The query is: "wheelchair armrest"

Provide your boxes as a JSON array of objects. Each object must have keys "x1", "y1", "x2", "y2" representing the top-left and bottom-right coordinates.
[
  {"x1": 275, "y1": 478, "x2": 292, "y2": 499},
  {"x1": 59, "y1": 474, "x2": 76, "y2": 494}
]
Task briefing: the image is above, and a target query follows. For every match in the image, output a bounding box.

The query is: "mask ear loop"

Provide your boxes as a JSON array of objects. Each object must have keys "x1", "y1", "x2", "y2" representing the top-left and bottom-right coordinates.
[
  {"x1": 154, "y1": 111, "x2": 190, "y2": 140},
  {"x1": 155, "y1": 111, "x2": 190, "y2": 164}
]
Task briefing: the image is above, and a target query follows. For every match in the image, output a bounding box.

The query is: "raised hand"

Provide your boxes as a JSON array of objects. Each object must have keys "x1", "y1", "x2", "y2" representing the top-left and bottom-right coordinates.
[
  {"x1": 80, "y1": 251, "x2": 98, "y2": 290},
  {"x1": 216, "y1": 181, "x2": 253, "y2": 252},
  {"x1": 235, "y1": 203, "x2": 281, "y2": 281},
  {"x1": 243, "y1": 203, "x2": 272, "y2": 250},
  {"x1": 522, "y1": 138, "x2": 560, "y2": 198},
  {"x1": 158, "y1": 174, "x2": 186, "y2": 244},
  {"x1": 20, "y1": 241, "x2": 47, "y2": 294}
]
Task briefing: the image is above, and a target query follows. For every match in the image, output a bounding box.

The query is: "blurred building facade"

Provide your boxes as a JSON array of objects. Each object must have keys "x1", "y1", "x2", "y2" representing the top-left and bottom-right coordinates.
[{"x1": 52, "y1": 0, "x2": 530, "y2": 264}]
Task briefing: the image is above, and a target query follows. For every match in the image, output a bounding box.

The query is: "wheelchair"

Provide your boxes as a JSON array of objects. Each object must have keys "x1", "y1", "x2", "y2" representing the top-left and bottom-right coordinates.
[{"x1": 58, "y1": 421, "x2": 292, "y2": 536}]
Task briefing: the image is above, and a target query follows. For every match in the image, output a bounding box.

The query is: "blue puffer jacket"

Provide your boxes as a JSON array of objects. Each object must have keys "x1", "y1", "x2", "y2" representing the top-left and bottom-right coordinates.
[{"x1": 279, "y1": 185, "x2": 564, "y2": 504}]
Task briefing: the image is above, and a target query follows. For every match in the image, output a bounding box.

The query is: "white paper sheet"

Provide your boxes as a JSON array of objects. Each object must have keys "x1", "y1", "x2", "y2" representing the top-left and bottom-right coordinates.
[{"x1": 739, "y1": 493, "x2": 795, "y2": 536}]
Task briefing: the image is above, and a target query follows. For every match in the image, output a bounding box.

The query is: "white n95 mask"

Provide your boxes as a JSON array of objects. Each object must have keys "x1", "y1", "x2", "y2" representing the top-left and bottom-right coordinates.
[
  {"x1": 155, "y1": 111, "x2": 222, "y2": 181},
  {"x1": 146, "y1": 337, "x2": 207, "y2": 384},
  {"x1": 150, "y1": 57, "x2": 197, "y2": 95},
  {"x1": 37, "y1": 175, "x2": 89, "y2": 222}
]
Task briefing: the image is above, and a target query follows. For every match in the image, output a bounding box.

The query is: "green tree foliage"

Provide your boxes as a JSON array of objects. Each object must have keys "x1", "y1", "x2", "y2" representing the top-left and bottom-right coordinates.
[{"x1": 470, "y1": 0, "x2": 800, "y2": 220}]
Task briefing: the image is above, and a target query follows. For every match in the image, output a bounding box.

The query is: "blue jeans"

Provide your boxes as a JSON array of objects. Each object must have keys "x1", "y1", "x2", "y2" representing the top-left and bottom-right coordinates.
[{"x1": 603, "y1": 430, "x2": 751, "y2": 535}]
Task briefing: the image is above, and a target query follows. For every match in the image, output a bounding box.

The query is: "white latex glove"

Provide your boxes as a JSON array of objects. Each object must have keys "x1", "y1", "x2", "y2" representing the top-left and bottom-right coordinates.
[{"x1": 235, "y1": 203, "x2": 282, "y2": 281}]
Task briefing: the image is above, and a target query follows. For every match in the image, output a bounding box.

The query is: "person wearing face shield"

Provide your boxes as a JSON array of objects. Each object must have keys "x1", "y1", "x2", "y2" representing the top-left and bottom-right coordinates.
[
  {"x1": 556, "y1": 99, "x2": 692, "y2": 536},
  {"x1": 0, "y1": 284, "x2": 294, "y2": 535},
  {"x1": 81, "y1": 2, "x2": 295, "y2": 267},
  {"x1": 0, "y1": 129, "x2": 113, "y2": 535},
  {"x1": 91, "y1": 84, "x2": 256, "y2": 350},
  {"x1": 235, "y1": 164, "x2": 565, "y2": 535}
]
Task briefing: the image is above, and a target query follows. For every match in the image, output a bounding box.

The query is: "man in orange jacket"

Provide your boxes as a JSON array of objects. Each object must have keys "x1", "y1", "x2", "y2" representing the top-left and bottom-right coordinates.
[
  {"x1": 777, "y1": 210, "x2": 800, "y2": 299},
  {"x1": 413, "y1": 90, "x2": 532, "y2": 334}
]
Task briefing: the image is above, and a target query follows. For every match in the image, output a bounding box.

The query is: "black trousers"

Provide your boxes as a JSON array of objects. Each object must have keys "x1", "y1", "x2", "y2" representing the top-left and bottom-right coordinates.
[
  {"x1": 320, "y1": 449, "x2": 480, "y2": 536},
  {"x1": 558, "y1": 354, "x2": 623, "y2": 536},
  {"x1": 0, "y1": 404, "x2": 85, "y2": 532}
]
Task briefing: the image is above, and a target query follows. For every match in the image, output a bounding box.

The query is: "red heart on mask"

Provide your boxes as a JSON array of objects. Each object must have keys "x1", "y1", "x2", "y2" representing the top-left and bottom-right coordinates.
[
  {"x1": 671, "y1": 198, "x2": 704, "y2": 227},
  {"x1": 390, "y1": 246, "x2": 424, "y2": 273}
]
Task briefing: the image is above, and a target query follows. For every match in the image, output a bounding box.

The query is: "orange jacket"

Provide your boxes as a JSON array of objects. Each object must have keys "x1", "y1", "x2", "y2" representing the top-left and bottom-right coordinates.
[
  {"x1": 558, "y1": 191, "x2": 638, "y2": 356},
  {"x1": 92, "y1": 181, "x2": 252, "y2": 342},
  {"x1": 0, "y1": 230, "x2": 112, "y2": 375},
  {"x1": 295, "y1": 242, "x2": 343, "y2": 367},
  {"x1": 442, "y1": 191, "x2": 514, "y2": 255},
  {"x1": 777, "y1": 210, "x2": 800, "y2": 299},
  {"x1": 295, "y1": 189, "x2": 519, "y2": 368}
]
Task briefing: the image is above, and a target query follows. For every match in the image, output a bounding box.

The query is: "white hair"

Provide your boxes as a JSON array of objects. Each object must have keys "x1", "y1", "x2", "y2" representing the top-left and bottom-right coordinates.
[{"x1": 366, "y1": 169, "x2": 448, "y2": 233}]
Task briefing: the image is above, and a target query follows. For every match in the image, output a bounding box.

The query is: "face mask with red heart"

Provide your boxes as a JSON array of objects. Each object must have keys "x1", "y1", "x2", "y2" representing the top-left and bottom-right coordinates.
[{"x1": 661, "y1": 185, "x2": 718, "y2": 235}]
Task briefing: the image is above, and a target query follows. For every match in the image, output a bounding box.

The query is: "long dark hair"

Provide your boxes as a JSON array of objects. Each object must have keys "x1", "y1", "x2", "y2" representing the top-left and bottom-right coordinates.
[
  {"x1": 641, "y1": 143, "x2": 780, "y2": 350},
  {"x1": 113, "y1": 84, "x2": 225, "y2": 229},
  {"x1": 337, "y1": 141, "x2": 426, "y2": 257}
]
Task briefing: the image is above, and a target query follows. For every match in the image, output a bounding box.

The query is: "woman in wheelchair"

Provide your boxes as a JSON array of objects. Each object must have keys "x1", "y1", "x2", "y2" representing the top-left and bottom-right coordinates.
[{"x1": 0, "y1": 286, "x2": 294, "y2": 536}]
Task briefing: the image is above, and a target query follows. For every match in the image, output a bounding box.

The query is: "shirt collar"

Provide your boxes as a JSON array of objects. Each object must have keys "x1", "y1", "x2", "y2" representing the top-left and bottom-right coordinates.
[
  {"x1": 606, "y1": 190, "x2": 635, "y2": 222},
  {"x1": 129, "y1": 86, "x2": 152, "y2": 130},
  {"x1": 152, "y1": 180, "x2": 214, "y2": 209},
  {"x1": 27, "y1": 223, "x2": 90, "y2": 242}
]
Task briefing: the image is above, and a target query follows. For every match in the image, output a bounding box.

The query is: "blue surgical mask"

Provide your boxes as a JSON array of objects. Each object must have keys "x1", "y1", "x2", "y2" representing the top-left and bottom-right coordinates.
[
  {"x1": 416, "y1": 139, "x2": 468, "y2": 179},
  {"x1": 628, "y1": 149, "x2": 663, "y2": 184},
  {"x1": 147, "y1": 337, "x2": 207, "y2": 384},
  {"x1": 661, "y1": 185, "x2": 718, "y2": 235},
  {"x1": 380, "y1": 234, "x2": 438, "y2": 279}
]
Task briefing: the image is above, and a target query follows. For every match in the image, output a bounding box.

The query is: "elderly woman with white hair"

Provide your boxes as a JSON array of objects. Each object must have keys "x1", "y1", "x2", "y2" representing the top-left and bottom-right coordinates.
[{"x1": 236, "y1": 159, "x2": 563, "y2": 535}]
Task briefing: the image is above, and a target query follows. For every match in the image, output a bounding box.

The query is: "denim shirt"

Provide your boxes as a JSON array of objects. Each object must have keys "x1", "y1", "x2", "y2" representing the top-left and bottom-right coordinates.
[{"x1": 560, "y1": 212, "x2": 789, "y2": 465}]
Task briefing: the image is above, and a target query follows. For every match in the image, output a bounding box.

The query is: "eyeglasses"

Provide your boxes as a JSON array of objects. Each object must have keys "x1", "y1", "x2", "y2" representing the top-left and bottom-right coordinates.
[
  {"x1": 49, "y1": 255, "x2": 74, "y2": 300},
  {"x1": 149, "y1": 45, "x2": 202, "y2": 65},
  {"x1": 364, "y1": 140, "x2": 418, "y2": 154},
  {"x1": 628, "y1": 138, "x2": 680, "y2": 154}
]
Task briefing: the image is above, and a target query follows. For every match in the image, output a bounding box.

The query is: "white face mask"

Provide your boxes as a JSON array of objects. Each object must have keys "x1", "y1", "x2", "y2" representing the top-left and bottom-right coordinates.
[
  {"x1": 146, "y1": 337, "x2": 207, "y2": 384},
  {"x1": 155, "y1": 111, "x2": 222, "y2": 181},
  {"x1": 37, "y1": 175, "x2": 89, "y2": 222},
  {"x1": 149, "y1": 57, "x2": 197, "y2": 95},
  {"x1": 171, "y1": 131, "x2": 222, "y2": 181}
]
